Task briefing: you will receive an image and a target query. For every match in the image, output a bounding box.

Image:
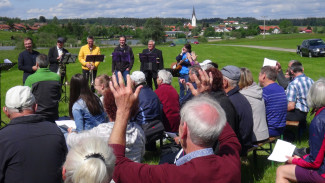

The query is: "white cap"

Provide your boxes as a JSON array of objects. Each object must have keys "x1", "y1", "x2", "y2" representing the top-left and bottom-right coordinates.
[
  {"x1": 130, "y1": 71, "x2": 146, "y2": 85},
  {"x1": 200, "y1": 60, "x2": 213, "y2": 70},
  {"x1": 5, "y1": 86, "x2": 35, "y2": 110}
]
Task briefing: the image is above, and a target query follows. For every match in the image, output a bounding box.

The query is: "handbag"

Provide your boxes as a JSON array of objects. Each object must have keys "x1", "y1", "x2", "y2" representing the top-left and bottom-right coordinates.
[{"x1": 142, "y1": 119, "x2": 165, "y2": 143}]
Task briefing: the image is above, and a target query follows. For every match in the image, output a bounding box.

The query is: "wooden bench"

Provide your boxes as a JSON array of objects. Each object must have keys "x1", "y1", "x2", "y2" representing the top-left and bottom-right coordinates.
[
  {"x1": 247, "y1": 136, "x2": 281, "y2": 166},
  {"x1": 286, "y1": 121, "x2": 301, "y2": 142}
]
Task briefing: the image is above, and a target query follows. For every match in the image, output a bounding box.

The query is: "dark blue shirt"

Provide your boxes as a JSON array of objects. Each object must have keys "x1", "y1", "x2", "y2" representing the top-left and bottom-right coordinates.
[
  {"x1": 227, "y1": 86, "x2": 253, "y2": 149},
  {"x1": 18, "y1": 49, "x2": 40, "y2": 83}
]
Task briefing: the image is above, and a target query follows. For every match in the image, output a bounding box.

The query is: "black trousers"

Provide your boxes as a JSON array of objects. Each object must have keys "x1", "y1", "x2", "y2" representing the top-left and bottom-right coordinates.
[
  {"x1": 82, "y1": 69, "x2": 97, "y2": 92},
  {"x1": 286, "y1": 109, "x2": 308, "y2": 129},
  {"x1": 143, "y1": 70, "x2": 158, "y2": 90}
]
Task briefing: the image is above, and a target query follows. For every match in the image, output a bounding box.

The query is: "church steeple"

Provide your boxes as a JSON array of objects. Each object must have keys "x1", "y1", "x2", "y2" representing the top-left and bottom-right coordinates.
[{"x1": 191, "y1": 6, "x2": 197, "y2": 27}]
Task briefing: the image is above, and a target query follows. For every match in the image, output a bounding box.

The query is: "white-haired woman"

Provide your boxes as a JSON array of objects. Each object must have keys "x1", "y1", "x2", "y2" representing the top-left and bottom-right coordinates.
[
  {"x1": 276, "y1": 78, "x2": 325, "y2": 183},
  {"x1": 155, "y1": 70, "x2": 180, "y2": 132},
  {"x1": 63, "y1": 136, "x2": 116, "y2": 183}
]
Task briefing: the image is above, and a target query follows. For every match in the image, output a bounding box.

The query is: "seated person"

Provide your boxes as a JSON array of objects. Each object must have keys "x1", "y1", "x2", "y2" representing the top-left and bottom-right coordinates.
[
  {"x1": 63, "y1": 136, "x2": 116, "y2": 183},
  {"x1": 69, "y1": 74, "x2": 107, "y2": 132},
  {"x1": 239, "y1": 67, "x2": 269, "y2": 142},
  {"x1": 276, "y1": 79, "x2": 325, "y2": 183},
  {"x1": 108, "y1": 72, "x2": 241, "y2": 183},
  {"x1": 130, "y1": 71, "x2": 163, "y2": 151},
  {"x1": 67, "y1": 85, "x2": 145, "y2": 162},
  {"x1": 24, "y1": 54, "x2": 61, "y2": 122},
  {"x1": 259, "y1": 66, "x2": 287, "y2": 137},
  {"x1": 155, "y1": 70, "x2": 180, "y2": 132}
]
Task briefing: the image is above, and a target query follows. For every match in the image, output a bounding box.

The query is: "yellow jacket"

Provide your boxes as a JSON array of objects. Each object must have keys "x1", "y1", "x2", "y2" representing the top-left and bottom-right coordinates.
[{"x1": 78, "y1": 44, "x2": 101, "y2": 70}]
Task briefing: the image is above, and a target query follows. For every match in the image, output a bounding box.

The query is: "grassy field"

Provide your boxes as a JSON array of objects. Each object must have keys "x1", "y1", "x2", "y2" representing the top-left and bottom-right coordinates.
[
  {"x1": 1, "y1": 34, "x2": 325, "y2": 182},
  {"x1": 212, "y1": 33, "x2": 325, "y2": 49}
]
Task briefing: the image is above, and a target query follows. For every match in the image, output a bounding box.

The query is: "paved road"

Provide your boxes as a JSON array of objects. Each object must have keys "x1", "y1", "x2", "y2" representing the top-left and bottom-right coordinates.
[{"x1": 211, "y1": 44, "x2": 297, "y2": 53}]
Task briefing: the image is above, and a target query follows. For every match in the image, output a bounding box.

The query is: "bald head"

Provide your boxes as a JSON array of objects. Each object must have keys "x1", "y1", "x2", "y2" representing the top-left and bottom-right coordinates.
[{"x1": 180, "y1": 95, "x2": 226, "y2": 147}]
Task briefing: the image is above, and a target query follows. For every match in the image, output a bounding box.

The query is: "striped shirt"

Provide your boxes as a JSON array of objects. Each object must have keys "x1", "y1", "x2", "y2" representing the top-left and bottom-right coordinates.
[
  {"x1": 286, "y1": 74, "x2": 314, "y2": 112},
  {"x1": 263, "y1": 83, "x2": 287, "y2": 130}
]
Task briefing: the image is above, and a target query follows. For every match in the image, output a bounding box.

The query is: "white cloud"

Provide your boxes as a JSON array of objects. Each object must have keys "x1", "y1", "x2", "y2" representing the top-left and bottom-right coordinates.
[
  {"x1": 0, "y1": 0, "x2": 11, "y2": 8},
  {"x1": 3, "y1": 0, "x2": 325, "y2": 19}
]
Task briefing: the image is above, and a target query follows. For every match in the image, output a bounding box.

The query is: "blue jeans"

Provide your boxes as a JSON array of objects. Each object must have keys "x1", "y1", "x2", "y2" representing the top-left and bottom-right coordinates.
[
  {"x1": 114, "y1": 70, "x2": 130, "y2": 84},
  {"x1": 178, "y1": 74, "x2": 189, "y2": 102}
]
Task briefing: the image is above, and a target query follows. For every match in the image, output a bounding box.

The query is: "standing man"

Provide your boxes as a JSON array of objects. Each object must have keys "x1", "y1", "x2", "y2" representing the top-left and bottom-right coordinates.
[
  {"x1": 112, "y1": 36, "x2": 134, "y2": 82},
  {"x1": 140, "y1": 40, "x2": 164, "y2": 89},
  {"x1": 78, "y1": 36, "x2": 101, "y2": 83},
  {"x1": 48, "y1": 37, "x2": 69, "y2": 73},
  {"x1": 18, "y1": 37, "x2": 40, "y2": 84},
  {"x1": 0, "y1": 86, "x2": 67, "y2": 183},
  {"x1": 286, "y1": 61, "x2": 314, "y2": 131}
]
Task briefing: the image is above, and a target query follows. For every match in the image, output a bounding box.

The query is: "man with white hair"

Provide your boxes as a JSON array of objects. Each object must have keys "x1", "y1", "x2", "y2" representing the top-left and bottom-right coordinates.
[
  {"x1": 221, "y1": 65, "x2": 253, "y2": 156},
  {"x1": 130, "y1": 71, "x2": 163, "y2": 151},
  {"x1": 0, "y1": 86, "x2": 67, "y2": 183},
  {"x1": 108, "y1": 72, "x2": 241, "y2": 182},
  {"x1": 140, "y1": 40, "x2": 164, "y2": 90},
  {"x1": 155, "y1": 70, "x2": 180, "y2": 132}
]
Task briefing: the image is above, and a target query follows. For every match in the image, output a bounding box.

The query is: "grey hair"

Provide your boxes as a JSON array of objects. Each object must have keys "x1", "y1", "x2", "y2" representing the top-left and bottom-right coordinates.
[
  {"x1": 36, "y1": 54, "x2": 49, "y2": 68},
  {"x1": 223, "y1": 76, "x2": 238, "y2": 87},
  {"x1": 307, "y1": 78, "x2": 325, "y2": 110},
  {"x1": 157, "y1": 70, "x2": 172, "y2": 84},
  {"x1": 64, "y1": 136, "x2": 116, "y2": 183},
  {"x1": 180, "y1": 94, "x2": 227, "y2": 147},
  {"x1": 148, "y1": 40, "x2": 155, "y2": 45},
  {"x1": 189, "y1": 65, "x2": 202, "y2": 77},
  {"x1": 260, "y1": 66, "x2": 277, "y2": 81}
]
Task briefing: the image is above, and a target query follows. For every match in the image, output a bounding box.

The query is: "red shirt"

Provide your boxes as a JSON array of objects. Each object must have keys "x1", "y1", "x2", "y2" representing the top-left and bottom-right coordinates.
[
  {"x1": 155, "y1": 84, "x2": 180, "y2": 132},
  {"x1": 111, "y1": 123, "x2": 241, "y2": 183}
]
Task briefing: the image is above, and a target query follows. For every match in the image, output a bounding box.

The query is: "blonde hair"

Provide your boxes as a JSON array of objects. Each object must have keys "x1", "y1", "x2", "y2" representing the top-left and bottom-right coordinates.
[
  {"x1": 238, "y1": 67, "x2": 254, "y2": 89},
  {"x1": 64, "y1": 136, "x2": 115, "y2": 183}
]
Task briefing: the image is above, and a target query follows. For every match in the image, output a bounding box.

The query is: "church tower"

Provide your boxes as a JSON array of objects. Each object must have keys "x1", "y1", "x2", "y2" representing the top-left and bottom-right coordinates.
[{"x1": 191, "y1": 6, "x2": 197, "y2": 27}]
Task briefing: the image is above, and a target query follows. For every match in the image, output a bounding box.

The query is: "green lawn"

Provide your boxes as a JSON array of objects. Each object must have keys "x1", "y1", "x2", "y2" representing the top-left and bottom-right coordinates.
[
  {"x1": 1, "y1": 35, "x2": 325, "y2": 182},
  {"x1": 212, "y1": 33, "x2": 325, "y2": 49}
]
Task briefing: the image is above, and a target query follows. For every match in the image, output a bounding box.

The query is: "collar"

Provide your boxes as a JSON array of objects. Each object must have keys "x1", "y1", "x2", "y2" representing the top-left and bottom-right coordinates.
[
  {"x1": 57, "y1": 46, "x2": 63, "y2": 50},
  {"x1": 226, "y1": 85, "x2": 240, "y2": 96},
  {"x1": 292, "y1": 73, "x2": 305, "y2": 81},
  {"x1": 175, "y1": 148, "x2": 214, "y2": 166},
  {"x1": 8, "y1": 114, "x2": 45, "y2": 126},
  {"x1": 36, "y1": 68, "x2": 50, "y2": 73},
  {"x1": 316, "y1": 107, "x2": 325, "y2": 116}
]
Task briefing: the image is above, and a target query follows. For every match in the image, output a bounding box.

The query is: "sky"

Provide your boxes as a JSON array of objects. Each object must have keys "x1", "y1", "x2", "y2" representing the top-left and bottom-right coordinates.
[{"x1": 0, "y1": 0, "x2": 324, "y2": 20}]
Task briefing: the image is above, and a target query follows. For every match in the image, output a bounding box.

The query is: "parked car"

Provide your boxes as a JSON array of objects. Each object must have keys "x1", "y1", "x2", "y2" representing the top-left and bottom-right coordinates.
[
  {"x1": 193, "y1": 41, "x2": 199, "y2": 44},
  {"x1": 169, "y1": 43, "x2": 176, "y2": 47},
  {"x1": 298, "y1": 39, "x2": 325, "y2": 57}
]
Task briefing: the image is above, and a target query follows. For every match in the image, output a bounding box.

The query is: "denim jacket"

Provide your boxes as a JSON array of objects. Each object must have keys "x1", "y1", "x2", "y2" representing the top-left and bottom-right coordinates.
[{"x1": 72, "y1": 98, "x2": 107, "y2": 132}]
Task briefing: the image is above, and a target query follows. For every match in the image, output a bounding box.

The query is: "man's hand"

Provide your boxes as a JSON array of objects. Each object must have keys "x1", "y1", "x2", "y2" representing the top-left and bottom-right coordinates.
[
  {"x1": 108, "y1": 72, "x2": 142, "y2": 145},
  {"x1": 32, "y1": 65, "x2": 37, "y2": 71},
  {"x1": 86, "y1": 63, "x2": 91, "y2": 69},
  {"x1": 126, "y1": 68, "x2": 130, "y2": 71},
  {"x1": 187, "y1": 70, "x2": 213, "y2": 96},
  {"x1": 275, "y1": 62, "x2": 282, "y2": 72}
]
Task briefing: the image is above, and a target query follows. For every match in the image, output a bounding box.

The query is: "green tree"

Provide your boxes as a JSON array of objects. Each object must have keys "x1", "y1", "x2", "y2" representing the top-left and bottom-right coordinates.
[
  {"x1": 279, "y1": 20, "x2": 293, "y2": 34},
  {"x1": 141, "y1": 18, "x2": 165, "y2": 44},
  {"x1": 52, "y1": 16, "x2": 59, "y2": 25},
  {"x1": 203, "y1": 27, "x2": 215, "y2": 37},
  {"x1": 39, "y1": 16, "x2": 46, "y2": 23}
]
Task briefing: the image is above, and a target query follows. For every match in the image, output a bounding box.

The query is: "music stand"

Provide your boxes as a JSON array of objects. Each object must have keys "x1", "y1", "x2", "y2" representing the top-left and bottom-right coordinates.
[
  {"x1": 139, "y1": 53, "x2": 158, "y2": 71},
  {"x1": 59, "y1": 54, "x2": 77, "y2": 103},
  {"x1": 0, "y1": 63, "x2": 16, "y2": 128},
  {"x1": 85, "y1": 55, "x2": 105, "y2": 92}
]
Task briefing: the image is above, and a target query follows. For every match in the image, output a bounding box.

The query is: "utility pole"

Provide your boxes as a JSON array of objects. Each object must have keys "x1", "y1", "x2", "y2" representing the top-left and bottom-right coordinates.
[{"x1": 261, "y1": 16, "x2": 267, "y2": 39}]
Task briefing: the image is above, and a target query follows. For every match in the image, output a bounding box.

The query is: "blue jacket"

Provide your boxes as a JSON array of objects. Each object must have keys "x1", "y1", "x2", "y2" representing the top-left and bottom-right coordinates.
[
  {"x1": 227, "y1": 86, "x2": 254, "y2": 150},
  {"x1": 176, "y1": 53, "x2": 191, "y2": 75},
  {"x1": 72, "y1": 98, "x2": 107, "y2": 132},
  {"x1": 132, "y1": 85, "x2": 162, "y2": 126},
  {"x1": 303, "y1": 109, "x2": 325, "y2": 175}
]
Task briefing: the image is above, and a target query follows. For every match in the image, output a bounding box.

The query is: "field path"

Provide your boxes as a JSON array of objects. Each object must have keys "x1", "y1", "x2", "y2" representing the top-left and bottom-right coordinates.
[{"x1": 211, "y1": 44, "x2": 297, "y2": 53}]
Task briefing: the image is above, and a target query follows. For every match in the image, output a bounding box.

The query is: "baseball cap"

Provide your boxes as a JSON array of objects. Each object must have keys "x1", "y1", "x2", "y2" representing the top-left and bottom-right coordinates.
[
  {"x1": 221, "y1": 65, "x2": 241, "y2": 81},
  {"x1": 5, "y1": 86, "x2": 35, "y2": 110},
  {"x1": 57, "y1": 37, "x2": 65, "y2": 43}
]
